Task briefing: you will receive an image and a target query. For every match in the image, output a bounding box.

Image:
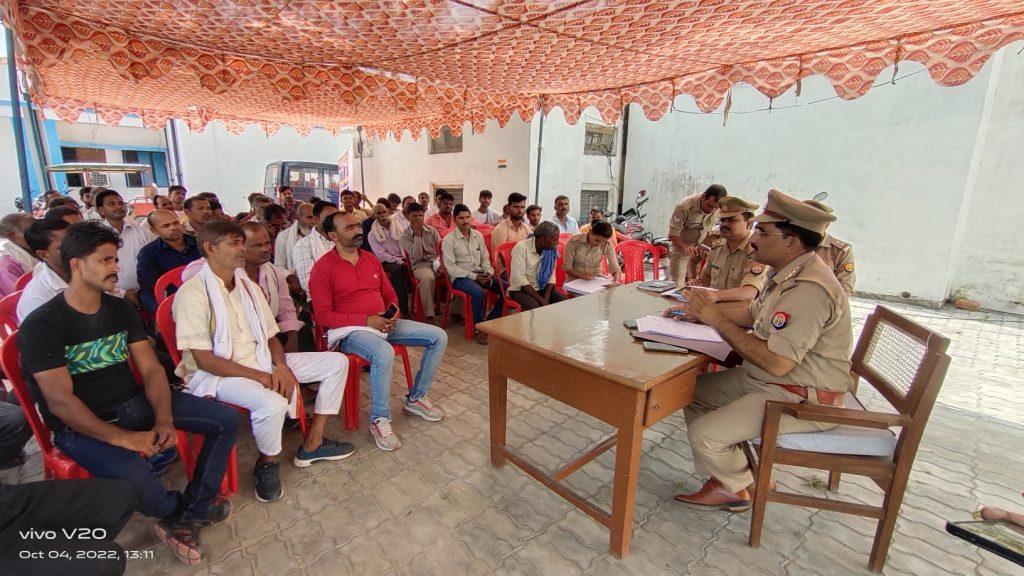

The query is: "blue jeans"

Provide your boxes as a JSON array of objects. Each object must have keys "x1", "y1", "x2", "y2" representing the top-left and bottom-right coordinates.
[
  {"x1": 54, "y1": 390, "x2": 241, "y2": 522},
  {"x1": 337, "y1": 319, "x2": 448, "y2": 421},
  {"x1": 451, "y1": 276, "x2": 504, "y2": 325}
]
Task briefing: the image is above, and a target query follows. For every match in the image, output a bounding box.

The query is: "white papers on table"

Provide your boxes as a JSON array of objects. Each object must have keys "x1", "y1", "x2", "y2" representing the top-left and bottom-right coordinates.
[
  {"x1": 633, "y1": 315, "x2": 733, "y2": 361},
  {"x1": 564, "y1": 276, "x2": 614, "y2": 295},
  {"x1": 326, "y1": 326, "x2": 387, "y2": 349},
  {"x1": 636, "y1": 316, "x2": 722, "y2": 341}
]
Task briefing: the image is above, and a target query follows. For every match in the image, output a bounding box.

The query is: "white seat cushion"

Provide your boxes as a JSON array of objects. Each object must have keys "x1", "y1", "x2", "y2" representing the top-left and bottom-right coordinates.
[{"x1": 753, "y1": 392, "x2": 897, "y2": 457}]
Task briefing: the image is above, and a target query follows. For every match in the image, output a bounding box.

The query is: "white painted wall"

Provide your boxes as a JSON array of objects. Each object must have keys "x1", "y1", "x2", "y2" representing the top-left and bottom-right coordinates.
[
  {"x1": 528, "y1": 107, "x2": 622, "y2": 221},
  {"x1": 622, "y1": 54, "x2": 1023, "y2": 309},
  {"x1": 948, "y1": 51, "x2": 1024, "y2": 314},
  {"x1": 353, "y1": 117, "x2": 532, "y2": 208},
  {"x1": 177, "y1": 122, "x2": 353, "y2": 214}
]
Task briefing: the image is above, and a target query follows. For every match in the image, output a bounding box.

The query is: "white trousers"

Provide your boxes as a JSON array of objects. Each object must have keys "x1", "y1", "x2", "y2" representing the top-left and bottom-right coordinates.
[{"x1": 213, "y1": 352, "x2": 348, "y2": 456}]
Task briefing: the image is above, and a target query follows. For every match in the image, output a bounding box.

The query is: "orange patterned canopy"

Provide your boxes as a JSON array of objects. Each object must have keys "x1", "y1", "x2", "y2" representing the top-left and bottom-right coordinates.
[{"x1": 3, "y1": 0, "x2": 1023, "y2": 139}]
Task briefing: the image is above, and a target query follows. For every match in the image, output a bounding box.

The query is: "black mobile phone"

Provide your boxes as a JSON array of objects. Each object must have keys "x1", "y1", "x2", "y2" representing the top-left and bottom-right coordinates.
[
  {"x1": 946, "y1": 521, "x2": 1024, "y2": 566},
  {"x1": 382, "y1": 304, "x2": 399, "y2": 319}
]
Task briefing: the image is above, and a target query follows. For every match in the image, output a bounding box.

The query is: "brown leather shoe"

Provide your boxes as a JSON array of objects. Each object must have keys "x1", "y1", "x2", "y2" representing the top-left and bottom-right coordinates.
[
  {"x1": 475, "y1": 331, "x2": 488, "y2": 345},
  {"x1": 673, "y1": 477, "x2": 751, "y2": 512}
]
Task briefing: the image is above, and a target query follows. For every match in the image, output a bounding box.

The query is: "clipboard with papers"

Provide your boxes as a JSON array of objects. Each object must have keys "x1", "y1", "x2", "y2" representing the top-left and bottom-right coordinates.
[{"x1": 631, "y1": 315, "x2": 733, "y2": 361}]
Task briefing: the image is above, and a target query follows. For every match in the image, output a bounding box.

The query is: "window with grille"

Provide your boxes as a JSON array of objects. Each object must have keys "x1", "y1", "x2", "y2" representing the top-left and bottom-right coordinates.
[
  {"x1": 579, "y1": 189, "x2": 609, "y2": 221},
  {"x1": 429, "y1": 126, "x2": 463, "y2": 154},
  {"x1": 122, "y1": 150, "x2": 170, "y2": 187},
  {"x1": 61, "y1": 146, "x2": 105, "y2": 187},
  {"x1": 584, "y1": 124, "x2": 616, "y2": 156}
]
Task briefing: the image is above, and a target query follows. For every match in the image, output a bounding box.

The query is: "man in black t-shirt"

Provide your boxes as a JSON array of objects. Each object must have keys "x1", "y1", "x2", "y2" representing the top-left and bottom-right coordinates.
[{"x1": 19, "y1": 222, "x2": 241, "y2": 567}]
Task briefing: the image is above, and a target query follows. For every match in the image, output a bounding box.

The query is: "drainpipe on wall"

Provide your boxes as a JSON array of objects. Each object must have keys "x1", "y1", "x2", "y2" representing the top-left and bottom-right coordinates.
[
  {"x1": 616, "y1": 104, "x2": 630, "y2": 214},
  {"x1": 534, "y1": 97, "x2": 545, "y2": 205},
  {"x1": 167, "y1": 119, "x2": 184, "y2": 186},
  {"x1": 5, "y1": 25, "x2": 32, "y2": 213},
  {"x1": 357, "y1": 126, "x2": 367, "y2": 198},
  {"x1": 24, "y1": 88, "x2": 53, "y2": 190}
]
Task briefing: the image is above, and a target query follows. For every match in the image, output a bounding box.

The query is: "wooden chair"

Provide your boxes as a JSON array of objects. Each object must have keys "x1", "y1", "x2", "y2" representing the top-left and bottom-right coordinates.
[
  {"x1": 153, "y1": 265, "x2": 186, "y2": 306},
  {"x1": 14, "y1": 271, "x2": 32, "y2": 291},
  {"x1": 748, "y1": 305, "x2": 951, "y2": 572}
]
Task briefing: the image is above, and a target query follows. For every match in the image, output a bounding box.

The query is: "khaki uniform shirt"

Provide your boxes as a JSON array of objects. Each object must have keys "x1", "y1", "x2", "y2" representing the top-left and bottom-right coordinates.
[
  {"x1": 668, "y1": 194, "x2": 717, "y2": 245},
  {"x1": 815, "y1": 234, "x2": 856, "y2": 295},
  {"x1": 698, "y1": 234, "x2": 766, "y2": 293},
  {"x1": 490, "y1": 218, "x2": 532, "y2": 250},
  {"x1": 562, "y1": 233, "x2": 621, "y2": 276},
  {"x1": 745, "y1": 252, "x2": 852, "y2": 393},
  {"x1": 173, "y1": 274, "x2": 280, "y2": 381}
]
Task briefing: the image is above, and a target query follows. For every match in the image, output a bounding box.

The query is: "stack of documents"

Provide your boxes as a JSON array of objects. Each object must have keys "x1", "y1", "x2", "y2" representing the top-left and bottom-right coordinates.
[
  {"x1": 636, "y1": 279, "x2": 676, "y2": 293},
  {"x1": 564, "y1": 276, "x2": 615, "y2": 295},
  {"x1": 634, "y1": 315, "x2": 732, "y2": 361}
]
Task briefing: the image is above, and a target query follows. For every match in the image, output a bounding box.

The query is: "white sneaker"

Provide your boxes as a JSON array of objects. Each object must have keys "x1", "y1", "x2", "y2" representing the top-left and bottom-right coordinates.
[
  {"x1": 403, "y1": 395, "x2": 444, "y2": 422},
  {"x1": 369, "y1": 417, "x2": 401, "y2": 451}
]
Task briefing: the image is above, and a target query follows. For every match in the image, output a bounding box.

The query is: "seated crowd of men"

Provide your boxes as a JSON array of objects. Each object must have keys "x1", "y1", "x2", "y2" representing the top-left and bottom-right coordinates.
[{"x1": 0, "y1": 181, "x2": 859, "y2": 570}]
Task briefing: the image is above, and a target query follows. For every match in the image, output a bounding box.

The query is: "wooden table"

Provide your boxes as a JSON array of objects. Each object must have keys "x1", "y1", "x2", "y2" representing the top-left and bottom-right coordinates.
[{"x1": 478, "y1": 283, "x2": 712, "y2": 557}]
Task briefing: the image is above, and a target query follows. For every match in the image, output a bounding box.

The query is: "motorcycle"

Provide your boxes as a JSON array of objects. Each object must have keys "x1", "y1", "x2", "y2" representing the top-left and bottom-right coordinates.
[{"x1": 611, "y1": 189, "x2": 671, "y2": 277}]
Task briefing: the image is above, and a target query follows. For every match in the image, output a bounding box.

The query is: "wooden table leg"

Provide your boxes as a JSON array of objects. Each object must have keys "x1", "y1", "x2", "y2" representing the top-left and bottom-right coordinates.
[
  {"x1": 488, "y1": 342, "x2": 507, "y2": 467},
  {"x1": 609, "y1": 395, "x2": 645, "y2": 557}
]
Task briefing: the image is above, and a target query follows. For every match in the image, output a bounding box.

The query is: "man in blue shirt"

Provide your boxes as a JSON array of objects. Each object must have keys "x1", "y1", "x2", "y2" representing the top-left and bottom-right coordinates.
[{"x1": 138, "y1": 210, "x2": 202, "y2": 312}]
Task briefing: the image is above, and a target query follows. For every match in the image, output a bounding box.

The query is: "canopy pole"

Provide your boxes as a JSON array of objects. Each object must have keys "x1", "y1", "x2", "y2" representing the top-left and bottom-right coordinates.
[
  {"x1": 24, "y1": 89, "x2": 53, "y2": 191},
  {"x1": 5, "y1": 25, "x2": 33, "y2": 213},
  {"x1": 533, "y1": 97, "x2": 545, "y2": 206},
  {"x1": 357, "y1": 126, "x2": 366, "y2": 202}
]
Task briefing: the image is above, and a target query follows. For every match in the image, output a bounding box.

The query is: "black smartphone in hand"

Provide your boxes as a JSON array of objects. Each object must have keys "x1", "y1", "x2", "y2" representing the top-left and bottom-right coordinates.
[{"x1": 382, "y1": 304, "x2": 399, "y2": 319}]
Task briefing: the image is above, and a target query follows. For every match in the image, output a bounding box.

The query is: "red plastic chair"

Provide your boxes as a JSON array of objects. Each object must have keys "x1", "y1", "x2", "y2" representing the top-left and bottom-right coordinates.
[
  {"x1": 312, "y1": 324, "x2": 413, "y2": 431},
  {"x1": 153, "y1": 265, "x2": 186, "y2": 307},
  {"x1": 157, "y1": 294, "x2": 311, "y2": 495},
  {"x1": 0, "y1": 290, "x2": 22, "y2": 340},
  {"x1": 439, "y1": 267, "x2": 499, "y2": 340},
  {"x1": 482, "y1": 232, "x2": 493, "y2": 257},
  {"x1": 1, "y1": 334, "x2": 90, "y2": 480},
  {"x1": 494, "y1": 249, "x2": 524, "y2": 316},
  {"x1": 1, "y1": 333, "x2": 196, "y2": 487},
  {"x1": 615, "y1": 240, "x2": 658, "y2": 283},
  {"x1": 14, "y1": 271, "x2": 32, "y2": 291}
]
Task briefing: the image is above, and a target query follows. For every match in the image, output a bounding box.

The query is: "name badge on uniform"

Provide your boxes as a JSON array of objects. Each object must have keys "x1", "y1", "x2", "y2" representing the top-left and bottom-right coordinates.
[{"x1": 771, "y1": 311, "x2": 789, "y2": 330}]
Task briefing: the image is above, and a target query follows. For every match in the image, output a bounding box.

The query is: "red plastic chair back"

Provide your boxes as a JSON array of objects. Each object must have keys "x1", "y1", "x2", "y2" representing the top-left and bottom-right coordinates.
[
  {"x1": 615, "y1": 240, "x2": 654, "y2": 283},
  {"x1": 482, "y1": 232, "x2": 493, "y2": 260},
  {"x1": 15, "y1": 271, "x2": 32, "y2": 291},
  {"x1": 0, "y1": 290, "x2": 22, "y2": 340},
  {"x1": 153, "y1": 265, "x2": 185, "y2": 307},
  {"x1": 1, "y1": 333, "x2": 55, "y2": 455},
  {"x1": 156, "y1": 294, "x2": 181, "y2": 365},
  {"x1": 495, "y1": 242, "x2": 516, "y2": 278}
]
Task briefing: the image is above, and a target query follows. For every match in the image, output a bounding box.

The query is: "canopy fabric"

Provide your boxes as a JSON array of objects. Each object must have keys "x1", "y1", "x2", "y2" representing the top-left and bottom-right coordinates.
[{"x1": 3, "y1": 0, "x2": 1023, "y2": 139}]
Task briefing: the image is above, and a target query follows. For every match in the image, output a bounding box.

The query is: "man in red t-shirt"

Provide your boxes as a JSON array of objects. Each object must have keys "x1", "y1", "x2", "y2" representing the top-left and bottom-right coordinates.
[{"x1": 309, "y1": 212, "x2": 448, "y2": 452}]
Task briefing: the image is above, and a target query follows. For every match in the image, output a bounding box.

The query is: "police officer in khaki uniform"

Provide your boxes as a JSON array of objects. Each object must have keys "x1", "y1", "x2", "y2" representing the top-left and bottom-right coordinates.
[
  {"x1": 667, "y1": 184, "x2": 726, "y2": 285},
  {"x1": 666, "y1": 189, "x2": 852, "y2": 512},
  {"x1": 804, "y1": 199, "x2": 856, "y2": 295},
  {"x1": 692, "y1": 196, "x2": 765, "y2": 303}
]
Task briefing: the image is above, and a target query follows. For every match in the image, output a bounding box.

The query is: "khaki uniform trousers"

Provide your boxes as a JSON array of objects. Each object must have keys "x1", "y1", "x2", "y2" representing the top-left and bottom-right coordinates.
[
  {"x1": 412, "y1": 266, "x2": 436, "y2": 317},
  {"x1": 668, "y1": 247, "x2": 692, "y2": 285},
  {"x1": 684, "y1": 367, "x2": 837, "y2": 492}
]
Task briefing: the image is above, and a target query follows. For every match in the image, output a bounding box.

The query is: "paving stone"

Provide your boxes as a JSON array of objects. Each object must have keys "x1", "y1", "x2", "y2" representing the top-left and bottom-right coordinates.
[{"x1": 244, "y1": 533, "x2": 301, "y2": 575}]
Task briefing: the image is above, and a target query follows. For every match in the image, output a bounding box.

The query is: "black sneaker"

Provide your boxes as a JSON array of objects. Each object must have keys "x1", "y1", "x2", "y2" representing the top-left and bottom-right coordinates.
[
  {"x1": 186, "y1": 496, "x2": 232, "y2": 526},
  {"x1": 155, "y1": 519, "x2": 204, "y2": 566},
  {"x1": 254, "y1": 461, "x2": 283, "y2": 503}
]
